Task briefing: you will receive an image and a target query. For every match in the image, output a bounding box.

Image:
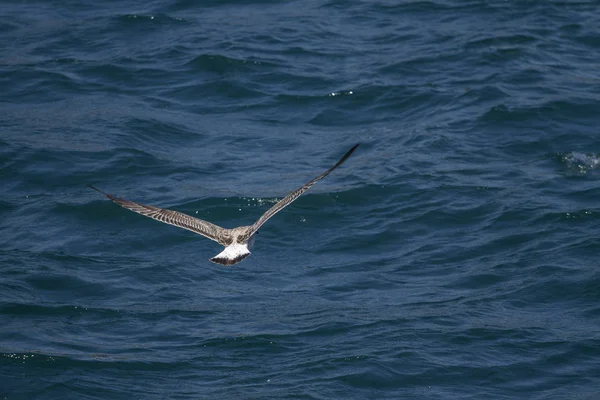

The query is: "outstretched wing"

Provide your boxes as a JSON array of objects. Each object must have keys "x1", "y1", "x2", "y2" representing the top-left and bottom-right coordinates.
[
  {"x1": 242, "y1": 143, "x2": 360, "y2": 240},
  {"x1": 89, "y1": 185, "x2": 230, "y2": 245}
]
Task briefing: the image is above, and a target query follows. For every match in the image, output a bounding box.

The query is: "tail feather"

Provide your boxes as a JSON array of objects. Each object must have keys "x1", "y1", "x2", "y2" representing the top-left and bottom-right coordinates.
[{"x1": 210, "y1": 244, "x2": 251, "y2": 266}]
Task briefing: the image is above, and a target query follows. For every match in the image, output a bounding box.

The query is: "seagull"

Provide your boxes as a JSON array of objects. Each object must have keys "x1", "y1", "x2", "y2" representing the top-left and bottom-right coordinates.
[{"x1": 89, "y1": 143, "x2": 359, "y2": 266}]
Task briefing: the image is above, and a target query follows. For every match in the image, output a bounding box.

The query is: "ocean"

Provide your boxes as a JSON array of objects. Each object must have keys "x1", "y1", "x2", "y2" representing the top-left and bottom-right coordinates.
[{"x1": 1, "y1": 0, "x2": 600, "y2": 398}]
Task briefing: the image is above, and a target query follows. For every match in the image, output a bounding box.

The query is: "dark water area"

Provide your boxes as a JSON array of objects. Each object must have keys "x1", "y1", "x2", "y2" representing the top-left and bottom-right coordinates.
[{"x1": 2, "y1": 0, "x2": 600, "y2": 398}]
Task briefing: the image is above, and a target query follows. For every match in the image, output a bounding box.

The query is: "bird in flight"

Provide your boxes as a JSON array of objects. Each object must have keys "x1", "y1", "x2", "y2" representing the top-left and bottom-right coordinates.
[{"x1": 89, "y1": 143, "x2": 360, "y2": 266}]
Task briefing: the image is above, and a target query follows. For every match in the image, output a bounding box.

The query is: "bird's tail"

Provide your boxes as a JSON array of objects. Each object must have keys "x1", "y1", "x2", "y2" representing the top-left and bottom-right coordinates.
[{"x1": 210, "y1": 243, "x2": 251, "y2": 266}]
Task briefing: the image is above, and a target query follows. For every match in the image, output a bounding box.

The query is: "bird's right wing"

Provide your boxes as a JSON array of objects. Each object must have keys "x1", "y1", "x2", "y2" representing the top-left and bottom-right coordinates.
[
  {"x1": 241, "y1": 143, "x2": 360, "y2": 241},
  {"x1": 89, "y1": 185, "x2": 231, "y2": 245}
]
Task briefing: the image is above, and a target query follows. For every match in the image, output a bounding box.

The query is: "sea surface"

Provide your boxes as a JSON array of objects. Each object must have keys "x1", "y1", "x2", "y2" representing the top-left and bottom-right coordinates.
[{"x1": 2, "y1": 0, "x2": 600, "y2": 398}]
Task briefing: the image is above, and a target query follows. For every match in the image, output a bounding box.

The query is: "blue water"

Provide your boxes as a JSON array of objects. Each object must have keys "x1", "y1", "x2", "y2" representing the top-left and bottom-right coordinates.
[{"x1": 2, "y1": 0, "x2": 600, "y2": 398}]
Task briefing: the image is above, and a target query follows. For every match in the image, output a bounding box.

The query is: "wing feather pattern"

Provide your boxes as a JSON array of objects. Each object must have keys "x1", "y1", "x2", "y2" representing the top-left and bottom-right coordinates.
[
  {"x1": 89, "y1": 185, "x2": 230, "y2": 245},
  {"x1": 242, "y1": 143, "x2": 360, "y2": 240}
]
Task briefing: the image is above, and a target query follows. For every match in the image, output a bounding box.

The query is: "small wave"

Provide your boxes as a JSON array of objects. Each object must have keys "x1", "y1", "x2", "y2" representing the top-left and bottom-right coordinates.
[
  {"x1": 117, "y1": 13, "x2": 187, "y2": 24},
  {"x1": 186, "y1": 54, "x2": 271, "y2": 72},
  {"x1": 328, "y1": 90, "x2": 354, "y2": 97},
  {"x1": 241, "y1": 197, "x2": 280, "y2": 207},
  {"x1": 560, "y1": 152, "x2": 600, "y2": 174}
]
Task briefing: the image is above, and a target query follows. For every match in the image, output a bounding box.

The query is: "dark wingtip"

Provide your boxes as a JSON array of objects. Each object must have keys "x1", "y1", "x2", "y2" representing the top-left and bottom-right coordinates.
[
  {"x1": 333, "y1": 143, "x2": 360, "y2": 169},
  {"x1": 88, "y1": 184, "x2": 117, "y2": 201},
  {"x1": 88, "y1": 184, "x2": 102, "y2": 193},
  {"x1": 347, "y1": 143, "x2": 360, "y2": 154}
]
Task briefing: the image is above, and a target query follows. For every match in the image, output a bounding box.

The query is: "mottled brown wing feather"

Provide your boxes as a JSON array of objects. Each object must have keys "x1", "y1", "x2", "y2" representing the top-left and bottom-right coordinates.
[
  {"x1": 242, "y1": 143, "x2": 360, "y2": 240},
  {"x1": 89, "y1": 185, "x2": 230, "y2": 245}
]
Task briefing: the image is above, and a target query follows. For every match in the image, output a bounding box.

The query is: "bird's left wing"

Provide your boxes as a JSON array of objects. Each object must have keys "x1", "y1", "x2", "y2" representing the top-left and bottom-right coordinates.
[{"x1": 89, "y1": 185, "x2": 231, "y2": 245}]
